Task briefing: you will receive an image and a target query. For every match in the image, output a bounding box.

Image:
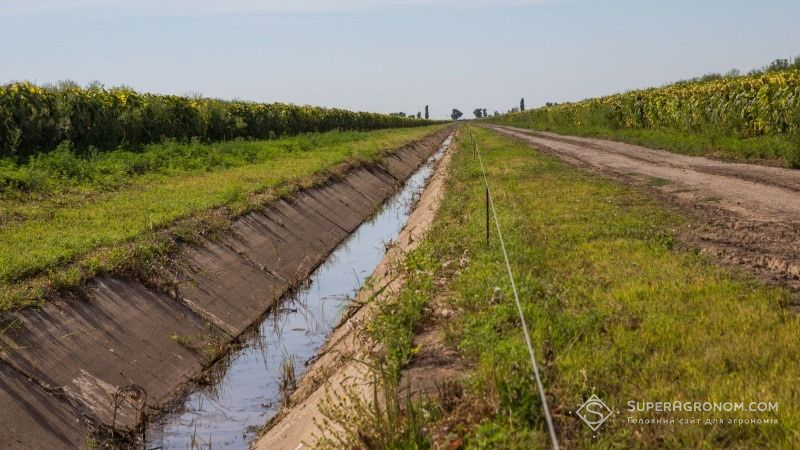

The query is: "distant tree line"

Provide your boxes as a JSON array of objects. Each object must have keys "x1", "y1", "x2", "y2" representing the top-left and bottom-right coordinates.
[
  {"x1": 473, "y1": 108, "x2": 489, "y2": 119},
  {"x1": 390, "y1": 104, "x2": 430, "y2": 120},
  {"x1": 670, "y1": 56, "x2": 800, "y2": 86}
]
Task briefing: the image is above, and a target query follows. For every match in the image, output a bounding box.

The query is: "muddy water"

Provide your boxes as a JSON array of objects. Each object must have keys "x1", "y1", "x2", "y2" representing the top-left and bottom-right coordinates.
[{"x1": 145, "y1": 136, "x2": 452, "y2": 449}]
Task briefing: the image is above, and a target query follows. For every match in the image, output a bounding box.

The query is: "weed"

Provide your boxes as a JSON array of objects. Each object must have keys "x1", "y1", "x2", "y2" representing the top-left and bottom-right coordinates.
[
  {"x1": 278, "y1": 354, "x2": 297, "y2": 406},
  {"x1": 359, "y1": 126, "x2": 800, "y2": 448},
  {"x1": 315, "y1": 365, "x2": 435, "y2": 450},
  {"x1": 170, "y1": 334, "x2": 196, "y2": 350}
]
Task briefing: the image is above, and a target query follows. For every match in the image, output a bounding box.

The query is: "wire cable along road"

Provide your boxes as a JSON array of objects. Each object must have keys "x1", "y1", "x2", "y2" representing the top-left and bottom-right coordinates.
[{"x1": 468, "y1": 128, "x2": 561, "y2": 450}]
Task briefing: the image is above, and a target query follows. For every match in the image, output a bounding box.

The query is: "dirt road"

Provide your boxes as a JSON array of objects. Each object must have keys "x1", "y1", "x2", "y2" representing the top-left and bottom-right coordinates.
[{"x1": 486, "y1": 125, "x2": 800, "y2": 293}]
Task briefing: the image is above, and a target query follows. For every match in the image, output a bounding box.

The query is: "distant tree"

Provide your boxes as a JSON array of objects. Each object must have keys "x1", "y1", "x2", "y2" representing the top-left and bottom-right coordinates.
[
  {"x1": 765, "y1": 58, "x2": 790, "y2": 72},
  {"x1": 520, "y1": 97, "x2": 525, "y2": 111},
  {"x1": 665, "y1": 55, "x2": 800, "y2": 84},
  {"x1": 493, "y1": 110, "x2": 499, "y2": 117},
  {"x1": 473, "y1": 108, "x2": 483, "y2": 119},
  {"x1": 699, "y1": 73, "x2": 723, "y2": 82},
  {"x1": 725, "y1": 68, "x2": 741, "y2": 77},
  {"x1": 416, "y1": 111, "x2": 421, "y2": 119},
  {"x1": 451, "y1": 109, "x2": 463, "y2": 120},
  {"x1": 482, "y1": 108, "x2": 487, "y2": 117},
  {"x1": 761, "y1": 57, "x2": 800, "y2": 72},
  {"x1": 424, "y1": 105, "x2": 429, "y2": 120},
  {"x1": 510, "y1": 107, "x2": 519, "y2": 113},
  {"x1": 389, "y1": 112, "x2": 406, "y2": 117}
]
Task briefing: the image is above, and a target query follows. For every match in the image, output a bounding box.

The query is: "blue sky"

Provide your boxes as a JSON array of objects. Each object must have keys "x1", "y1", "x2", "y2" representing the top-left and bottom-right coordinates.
[{"x1": 2, "y1": 0, "x2": 798, "y2": 119}]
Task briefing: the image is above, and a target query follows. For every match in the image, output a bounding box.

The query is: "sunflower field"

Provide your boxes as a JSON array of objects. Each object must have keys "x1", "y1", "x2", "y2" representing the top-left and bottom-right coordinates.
[
  {"x1": 0, "y1": 82, "x2": 429, "y2": 158},
  {"x1": 494, "y1": 70, "x2": 800, "y2": 138}
]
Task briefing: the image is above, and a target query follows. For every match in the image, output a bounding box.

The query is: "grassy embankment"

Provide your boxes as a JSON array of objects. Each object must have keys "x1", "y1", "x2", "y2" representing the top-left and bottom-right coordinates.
[
  {"x1": 0, "y1": 125, "x2": 447, "y2": 311},
  {"x1": 351, "y1": 126, "x2": 798, "y2": 448},
  {"x1": 488, "y1": 70, "x2": 800, "y2": 167}
]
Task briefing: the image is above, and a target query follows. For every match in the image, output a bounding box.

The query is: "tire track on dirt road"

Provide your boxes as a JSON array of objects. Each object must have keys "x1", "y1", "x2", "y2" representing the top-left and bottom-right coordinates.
[{"x1": 486, "y1": 124, "x2": 800, "y2": 295}]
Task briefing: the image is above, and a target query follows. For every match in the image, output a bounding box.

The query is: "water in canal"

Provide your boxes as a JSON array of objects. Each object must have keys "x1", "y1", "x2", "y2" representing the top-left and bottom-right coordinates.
[{"x1": 146, "y1": 135, "x2": 452, "y2": 449}]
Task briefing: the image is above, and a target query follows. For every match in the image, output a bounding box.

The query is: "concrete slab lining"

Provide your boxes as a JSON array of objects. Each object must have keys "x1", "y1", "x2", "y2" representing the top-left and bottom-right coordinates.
[
  {"x1": 0, "y1": 363, "x2": 88, "y2": 450},
  {"x1": 0, "y1": 277, "x2": 218, "y2": 431},
  {"x1": 0, "y1": 127, "x2": 452, "y2": 445}
]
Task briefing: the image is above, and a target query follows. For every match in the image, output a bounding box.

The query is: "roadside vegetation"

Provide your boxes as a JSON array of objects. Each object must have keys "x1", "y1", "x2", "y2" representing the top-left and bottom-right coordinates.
[
  {"x1": 0, "y1": 125, "x2": 447, "y2": 312},
  {"x1": 347, "y1": 126, "x2": 798, "y2": 448},
  {"x1": 489, "y1": 59, "x2": 800, "y2": 167}
]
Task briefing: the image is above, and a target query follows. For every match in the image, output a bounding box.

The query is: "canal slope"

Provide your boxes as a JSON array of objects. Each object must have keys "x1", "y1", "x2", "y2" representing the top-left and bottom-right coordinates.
[
  {"x1": 253, "y1": 129, "x2": 457, "y2": 450},
  {"x1": 0, "y1": 127, "x2": 454, "y2": 449}
]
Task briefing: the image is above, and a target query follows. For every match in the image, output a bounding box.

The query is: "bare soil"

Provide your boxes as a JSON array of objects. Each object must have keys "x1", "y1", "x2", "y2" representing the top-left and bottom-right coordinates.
[{"x1": 487, "y1": 125, "x2": 800, "y2": 294}]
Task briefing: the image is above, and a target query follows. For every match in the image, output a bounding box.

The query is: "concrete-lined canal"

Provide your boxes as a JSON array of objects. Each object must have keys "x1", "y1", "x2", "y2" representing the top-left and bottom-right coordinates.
[{"x1": 145, "y1": 135, "x2": 452, "y2": 449}]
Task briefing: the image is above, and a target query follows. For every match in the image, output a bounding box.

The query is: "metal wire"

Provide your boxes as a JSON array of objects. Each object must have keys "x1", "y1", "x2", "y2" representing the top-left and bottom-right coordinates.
[{"x1": 469, "y1": 127, "x2": 560, "y2": 450}]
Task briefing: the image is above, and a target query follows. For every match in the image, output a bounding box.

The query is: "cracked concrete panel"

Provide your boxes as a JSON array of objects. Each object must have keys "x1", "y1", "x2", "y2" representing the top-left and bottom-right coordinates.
[
  {"x1": 302, "y1": 188, "x2": 372, "y2": 232},
  {"x1": 343, "y1": 168, "x2": 398, "y2": 203},
  {"x1": 380, "y1": 153, "x2": 419, "y2": 180},
  {"x1": 226, "y1": 204, "x2": 347, "y2": 282},
  {"x1": 0, "y1": 277, "x2": 218, "y2": 430},
  {"x1": 170, "y1": 238, "x2": 287, "y2": 337},
  {"x1": 0, "y1": 363, "x2": 88, "y2": 449},
  {"x1": 312, "y1": 180, "x2": 378, "y2": 219}
]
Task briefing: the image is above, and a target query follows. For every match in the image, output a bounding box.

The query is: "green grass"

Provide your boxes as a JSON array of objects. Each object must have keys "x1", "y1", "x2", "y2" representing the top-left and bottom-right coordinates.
[
  {"x1": 0, "y1": 129, "x2": 435, "y2": 200},
  {"x1": 364, "y1": 126, "x2": 799, "y2": 448},
  {"x1": 0, "y1": 125, "x2": 446, "y2": 311},
  {"x1": 488, "y1": 119, "x2": 800, "y2": 168}
]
